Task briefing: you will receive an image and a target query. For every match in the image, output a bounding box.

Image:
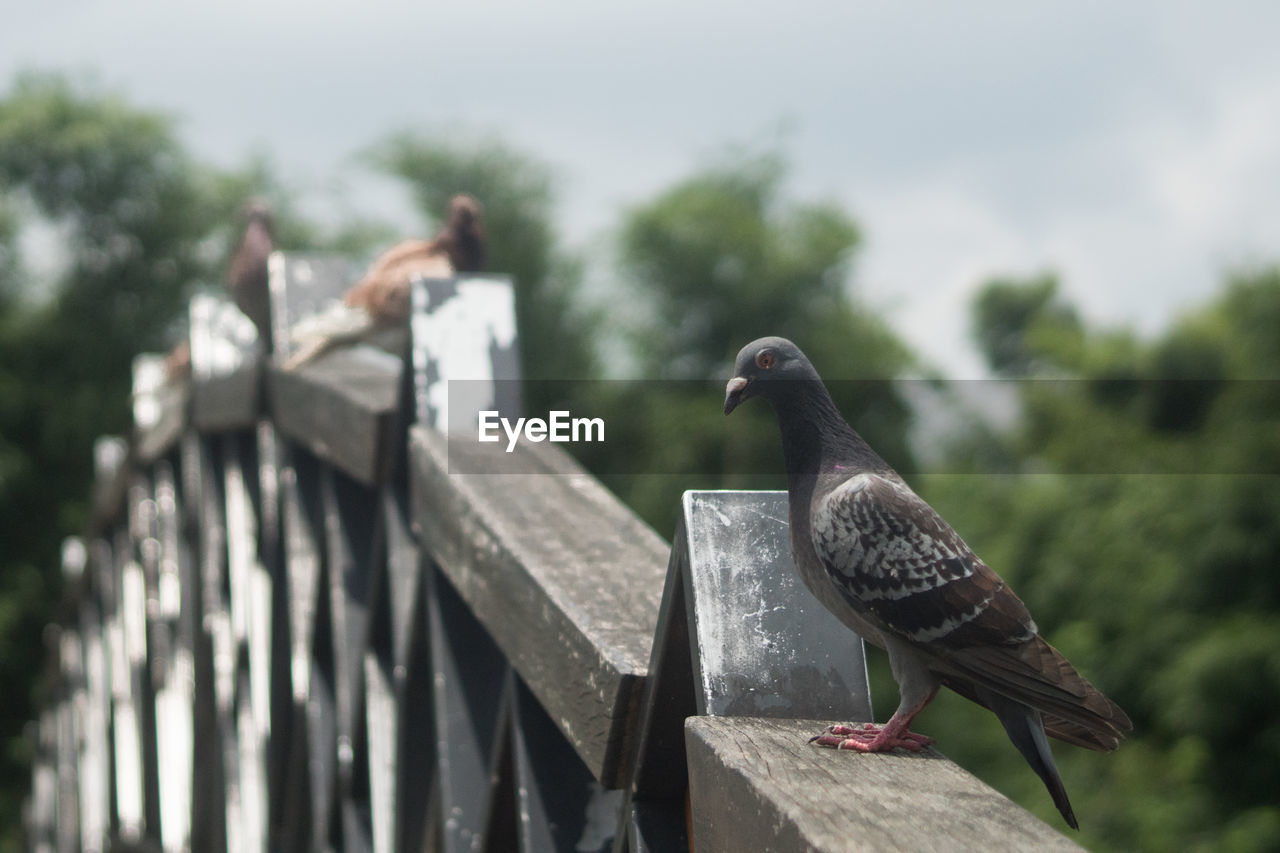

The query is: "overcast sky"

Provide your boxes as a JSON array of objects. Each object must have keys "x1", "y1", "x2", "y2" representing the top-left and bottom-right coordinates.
[{"x1": 4, "y1": 0, "x2": 1279, "y2": 376}]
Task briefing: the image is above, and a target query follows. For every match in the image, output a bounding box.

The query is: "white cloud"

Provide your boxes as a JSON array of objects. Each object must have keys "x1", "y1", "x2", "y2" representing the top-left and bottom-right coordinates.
[
  {"x1": 854, "y1": 182, "x2": 1043, "y2": 377},
  {"x1": 3, "y1": 1, "x2": 1280, "y2": 378}
]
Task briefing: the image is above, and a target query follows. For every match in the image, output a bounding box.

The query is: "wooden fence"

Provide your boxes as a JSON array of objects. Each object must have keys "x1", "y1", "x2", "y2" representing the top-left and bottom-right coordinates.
[{"x1": 25, "y1": 255, "x2": 1080, "y2": 852}]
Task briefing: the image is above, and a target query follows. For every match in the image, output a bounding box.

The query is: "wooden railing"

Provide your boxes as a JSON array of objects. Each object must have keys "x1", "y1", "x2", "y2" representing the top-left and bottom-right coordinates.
[{"x1": 26, "y1": 255, "x2": 1080, "y2": 852}]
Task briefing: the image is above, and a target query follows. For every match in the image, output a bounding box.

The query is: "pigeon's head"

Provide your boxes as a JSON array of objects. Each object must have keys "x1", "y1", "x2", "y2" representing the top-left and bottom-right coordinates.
[
  {"x1": 447, "y1": 194, "x2": 484, "y2": 231},
  {"x1": 724, "y1": 336, "x2": 818, "y2": 415},
  {"x1": 239, "y1": 198, "x2": 274, "y2": 227}
]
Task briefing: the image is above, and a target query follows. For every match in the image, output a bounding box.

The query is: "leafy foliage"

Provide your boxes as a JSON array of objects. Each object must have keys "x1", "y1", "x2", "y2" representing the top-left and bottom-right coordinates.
[
  {"x1": 595, "y1": 149, "x2": 916, "y2": 530},
  {"x1": 920, "y1": 269, "x2": 1280, "y2": 851},
  {"x1": 366, "y1": 130, "x2": 599, "y2": 400},
  {"x1": 970, "y1": 271, "x2": 1087, "y2": 377},
  {"x1": 0, "y1": 74, "x2": 389, "y2": 852},
  {"x1": 0, "y1": 72, "x2": 214, "y2": 851}
]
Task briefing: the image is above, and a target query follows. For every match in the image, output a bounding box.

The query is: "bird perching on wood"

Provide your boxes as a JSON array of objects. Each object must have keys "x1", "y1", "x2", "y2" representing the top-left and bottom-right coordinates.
[
  {"x1": 284, "y1": 193, "x2": 487, "y2": 369},
  {"x1": 342, "y1": 193, "x2": 486, "y2": 324},
  {"x1": 227, "y1": 198, "x2": 276, "y2": 352},
  {"x1": 723, "y1": 336, "x2": 1131, "y2": 830}
]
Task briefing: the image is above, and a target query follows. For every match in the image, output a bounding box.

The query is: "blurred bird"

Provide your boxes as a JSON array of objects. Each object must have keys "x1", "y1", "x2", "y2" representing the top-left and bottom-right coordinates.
[
  {"x1": 723, "y1": 336, "x2": 1131, "y2": 830},
  {"x1": 163, "y1": 339, "x2": 191, "y2": 384},
  {"x1": 150, "y1": 200, "x2": 273, "y2": 387},
  {"x1": 284, "y1": 194, "x2": 486, "y2": 370},
  {"x1": 227, "y1": 199, "x2": 276, "y2": 351},
  {"x1": 342, "y1": 193, "x2": 486, "y2": 323}
]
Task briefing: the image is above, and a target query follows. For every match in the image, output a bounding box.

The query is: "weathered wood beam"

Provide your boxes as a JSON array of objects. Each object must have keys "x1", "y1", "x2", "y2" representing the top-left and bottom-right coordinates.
[
  {"x1": 88, "y1": 436, "x2": 131, "y2": 537},
  {"x1": 132, "y1": 353, "x2": 189, "y2": 464},
  {"x1": 268, "y1": 348, "x2": 402, "y2": 487},
  {"x1": 133, "y1": 384, "x2": 189, "y2": 464},
  {"x1": 685, "y1": 716, "x2": 1082, "y2": 853},
  {"x1": 192, "y1": 364, "x2": 261, "y2": 432},
  {"x1": 409, "y1": 426, "x2": 669, "y2": 787}
]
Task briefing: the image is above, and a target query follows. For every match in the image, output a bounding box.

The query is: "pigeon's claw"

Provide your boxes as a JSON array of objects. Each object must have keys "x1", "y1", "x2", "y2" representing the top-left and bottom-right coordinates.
[{"x1": 810, "y1": 722, "x2": 934, "y2": 753}]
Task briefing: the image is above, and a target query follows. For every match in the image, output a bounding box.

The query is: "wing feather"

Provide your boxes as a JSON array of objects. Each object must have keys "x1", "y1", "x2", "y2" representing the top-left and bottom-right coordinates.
[{"x1": 812, "y1": 473, "x2": 1132, "y2": 748}]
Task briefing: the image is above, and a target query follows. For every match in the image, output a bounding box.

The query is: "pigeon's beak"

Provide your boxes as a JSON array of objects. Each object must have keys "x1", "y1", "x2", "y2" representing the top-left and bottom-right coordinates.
[{"x1": 723, "y1": 376, "x2": 749, "y2": 415}]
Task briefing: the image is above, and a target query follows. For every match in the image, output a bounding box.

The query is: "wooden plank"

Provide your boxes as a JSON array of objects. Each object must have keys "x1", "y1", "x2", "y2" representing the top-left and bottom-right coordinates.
[
  {"x1": 510, "y1": 675, "x2": 622, "y2": 853},
  {"x1": 137, "y1": 395, "x2": 187, "y2": 465},
  {"x1": 251, "y1": 422, "x2": 295, "y2": 847},
  {"x1": 220, "y1": 434, "x2": 271, "y2": 853},
  {"x1": 181, "y1": 435, "x2": 229, "y2": 853},
  {"x1": 254, "y1": 422, "x2": 284, "y2": 576},
  {"x1": 410, "y1": 275, "x2": 520, "y2": 433},
  {"x1": 266, "y1": 251, "x2": 402, "y2": 483},
  {"x1": 189, "y1": 293, "x2": 264, "y2": 431},
  {"x1": 626, "y1": 532, "x2": 696, "y2": 800},
  {"x1": 132, "y1": 352, "x2": 190, "y2": 463},
  {"x1": 53, "y1": 634, "x2": 82, "y2": 853},
  {"x1": 192, "y1": 366, "x2": 262, "y2": 432},
  {"x1": 267, "y1": 252, "x2": 356, "y2": 367},
  {"x1": 305, "y1": 583, "x2": 338, "y2": 853},
  {"x1": 685, "y1": 717, "x2": 1082, "y2": 853},
  {"x1": 268, "y1": 346, "x2": 402, "y2": 487},
  {"x1": 615, "y1": 798, "x2": 688, "y2": 853},
  {"x1": 360, "y1": 483, "x2": 399, "y2": 853},
  {"x1": 29, "y1": 712, "x2": 58, "y2": 852},
  {"x1": 363, "y1": 651, "x2": 397, "y2": 853},
  {"x1": 316, "y1": 463, "x2": 375, "y2": 853},
  {"x1": 272, "y1": 702, "x2": 313, "y2": 853},
  {"x1": 425, "y1": 566, "x2": 510, "y2": 853},
  {"x1": 396, "y1": 572, "x2": 437, "y2": 853},
  {"x1": 78, "y1": 599, "x2": 113, "y2": 853},
  {"x1": 276, "y1": 443, "x2": 333, "y2": 850},
  {"x1": 281, "y1": 447, "x2": 325, "y2": 705},
  {"x1": 234, "y1": 668, "x2": 269, "y2": 853},
  {"x1": 409, "y1": 426, "x2": 669, "y2": 787},
  {"x1": 126, "y1": 479, "x2": 164, "y2": 843},
  {"x1": 191, "y1": 292, "x2": 263, "y2": 373},
  {"x1": 152, "y1": 461, "x2": 196, "y2": 853},
  {"x1": 89, "y1": 436, "x2": 131, "y2": 534},
  {"x1": 111, "y1": 558, "x2": 149, "y2": 840},
  {"x1": 481, "y1": 698, "x2": 519, "y2": 853},
  {"x1": 379, "y1": 486, "x2": 421, "y2": 674},
  {"x1": 319, "y1": 465, "x2": 375, "y2": 765}
]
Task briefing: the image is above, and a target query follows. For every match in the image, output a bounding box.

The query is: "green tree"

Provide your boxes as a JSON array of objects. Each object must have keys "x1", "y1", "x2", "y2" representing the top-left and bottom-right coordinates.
[
  {"x1": 600, "y1": 148, "x2": 917, "y2": 531},
  {"x1": 203, "y1": 152, "x2": 397, "y2": 259},
  {"x1": 618, "y1": 148, "x2": 889, "y2": 379},
  {"x1": 919, "y1": 269, "x2": 1280, "y2": 851},
  {"x1": 0, "y1": 74, "x2": 225, "y2": 847},
  {"x1": 366, "y1": 129, "x2": 598, "y2": 402},
  {"x1": 971, "y1": 271, "x2": 1083, "y2": 376},
  {"x1": 0, "y1": 73, "x2": 384, "y2": 850}
]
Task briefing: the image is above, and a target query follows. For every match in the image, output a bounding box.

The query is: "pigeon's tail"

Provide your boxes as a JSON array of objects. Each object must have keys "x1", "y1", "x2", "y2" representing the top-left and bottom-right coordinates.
[{"x1": 990, "y1": 697, "x2": 1078, "y2": 830}]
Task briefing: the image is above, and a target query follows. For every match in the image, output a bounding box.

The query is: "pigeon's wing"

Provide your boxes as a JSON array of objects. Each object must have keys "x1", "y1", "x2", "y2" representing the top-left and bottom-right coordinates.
[
  {"x1": 344, "y1": 239, "x2": 452, "y2": 323},
  {"x1": 811, "y1": 472, "x2": 1036, "y2": 646},
  {"x1": 282, "y1": 304, "x2": 378, "y2": 371},
  {"x1": 813, "y1": 473, "x2": 1131, "y2": 748}
]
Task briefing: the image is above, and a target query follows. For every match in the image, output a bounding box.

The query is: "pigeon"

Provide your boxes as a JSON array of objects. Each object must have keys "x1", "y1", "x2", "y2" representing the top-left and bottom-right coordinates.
[
  {"x1": 227, "y1": 199, "x2": 276, "y2": 351},
  {"x1": 283, "y1": 194, "x2": 486, "y2": 370},
  {"x1": 163, "y1": 339, "x2": 191, "y2": 384},
  {"x1": 723, "y1": 336, "x2": 1131, "y2": 830},
  {"x1": 342, "y1": 193, "x2": 486, "y2": 323}
]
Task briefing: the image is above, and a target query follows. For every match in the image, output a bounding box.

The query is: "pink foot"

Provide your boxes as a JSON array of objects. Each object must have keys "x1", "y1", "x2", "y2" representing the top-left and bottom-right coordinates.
[{"x1": 809, "y1": 722, "x2": 934, "y2": 753}]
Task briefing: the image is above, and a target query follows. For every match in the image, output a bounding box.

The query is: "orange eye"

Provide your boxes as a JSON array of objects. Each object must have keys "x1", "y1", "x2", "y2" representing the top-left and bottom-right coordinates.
[{"x1": 755, "y1": 349, "x2": 775, "y2": 370}]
